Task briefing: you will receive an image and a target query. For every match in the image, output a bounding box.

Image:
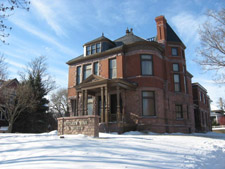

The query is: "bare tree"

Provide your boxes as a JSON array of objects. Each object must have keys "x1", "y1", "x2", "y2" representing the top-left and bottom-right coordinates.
[
  {"x1": 49, "y1": 88, "x2": 69, "y2": 117},
  {"x1": 0, "y1": 55, "x2": 8, "y2": 80},
  {"x1": 217, "y1": 97, "x2": 225, "y2": 110},
  {"x1": 19, "y1": 55, "x2": 55, "y2": 94},
  {"x1": 0, "y1": 83, "x2": 36, "y2": 133},
  {"x1": 196, "y1": 8, "x2": 225, "y2": 83},
  {"x1": 0, "y1": 0, "x2": 30, "y2": 44}
]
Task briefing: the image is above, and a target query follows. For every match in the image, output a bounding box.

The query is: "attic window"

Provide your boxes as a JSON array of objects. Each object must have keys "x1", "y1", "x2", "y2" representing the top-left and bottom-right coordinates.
[{"x1": 86, "y1": 43, "x2": 101, "y2": 55}]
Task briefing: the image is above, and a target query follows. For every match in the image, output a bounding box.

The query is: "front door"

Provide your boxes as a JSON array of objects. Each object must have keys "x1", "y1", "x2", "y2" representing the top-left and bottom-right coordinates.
[{"x1": 110, "y1": 94, "x2": 117, "y2": 122}]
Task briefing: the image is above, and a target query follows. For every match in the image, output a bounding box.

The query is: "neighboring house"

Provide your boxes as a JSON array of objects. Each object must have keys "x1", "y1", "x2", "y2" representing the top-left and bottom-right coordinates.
[
  {"x1": 66, "y1": 15, "x2": 210, "y2": 133},
  {"x1": 192, "y1": 83, "x2": 211, "y2": 132},
  {"x1": 211, "y1": 109, "x2": 225, "y2": 125},
  {"x1": 0, "y1": 78, "x2": 19, "y2": 127}
]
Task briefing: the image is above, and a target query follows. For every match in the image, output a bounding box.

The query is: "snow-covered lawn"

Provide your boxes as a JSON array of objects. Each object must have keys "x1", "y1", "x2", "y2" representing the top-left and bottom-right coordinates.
[{"x1": 0, "y1": 131, "x2": 225, "y2": 169}]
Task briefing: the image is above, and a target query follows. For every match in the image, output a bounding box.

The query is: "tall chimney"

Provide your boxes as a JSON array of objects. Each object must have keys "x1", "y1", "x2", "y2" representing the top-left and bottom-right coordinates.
[{"x1": 155, "y1": 15, "x2": 167, "y2": 43}]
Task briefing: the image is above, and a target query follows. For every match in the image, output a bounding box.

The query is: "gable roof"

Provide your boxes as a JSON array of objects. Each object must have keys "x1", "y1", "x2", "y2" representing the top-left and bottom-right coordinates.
[
  {"x1": 0, "y1": 78, "x2": 19, "y2": 89},
  {"x1": 78, "y1": 74, "x2": 105, "y2": 86}
]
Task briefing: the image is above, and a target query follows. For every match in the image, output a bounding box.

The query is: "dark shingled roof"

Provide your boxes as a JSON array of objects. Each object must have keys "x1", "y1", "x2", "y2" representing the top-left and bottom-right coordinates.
[
  {"x1": 84, "y1": 35, "x2": 114, "y2": 46},
  {"x1": 166, "y1": 23, "x2": 183, "y2": 43},
  {"x1": 66, "y1": 54, "x2": 84, "y2": 64},
  {"x1": 114, "y1": 32, "x2": 146, "y2": 46}
]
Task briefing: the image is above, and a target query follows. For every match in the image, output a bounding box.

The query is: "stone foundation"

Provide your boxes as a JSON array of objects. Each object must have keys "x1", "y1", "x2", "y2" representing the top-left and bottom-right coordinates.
[{"x1": 57, "y1": 115, "x2": 100, "y2": 137}]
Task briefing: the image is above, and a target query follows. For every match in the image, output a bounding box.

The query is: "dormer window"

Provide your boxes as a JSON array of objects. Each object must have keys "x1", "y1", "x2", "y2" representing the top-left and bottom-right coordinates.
[
  {"x1": 91, "y1": 44, "x2": 96, "y2": 54},
  {"x1": 86, "y1": 43, "x2": 101, "y2": 56},
  {"x1": 87, "y1": 46, "x2": 91, "y2": 55},
  {"x1": 96, "y1": 43, "x2": 101, "y2": 53}
]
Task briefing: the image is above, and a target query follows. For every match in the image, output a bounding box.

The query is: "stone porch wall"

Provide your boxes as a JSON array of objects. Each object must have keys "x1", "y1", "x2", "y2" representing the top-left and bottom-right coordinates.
[{"x1": 57, "y1": 115, "x2": 100, "y2": 137}]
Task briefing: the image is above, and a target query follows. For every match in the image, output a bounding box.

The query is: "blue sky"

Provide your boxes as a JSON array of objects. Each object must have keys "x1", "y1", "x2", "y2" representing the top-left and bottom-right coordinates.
[{"x1": 1, "y1": 0, "x2": 224, "y2": 109}]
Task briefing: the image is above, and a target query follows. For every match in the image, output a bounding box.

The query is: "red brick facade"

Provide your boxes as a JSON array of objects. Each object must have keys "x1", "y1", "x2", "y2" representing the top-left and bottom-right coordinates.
[{"x1": 66, "y1": 16, "x2": 210, "y2": 134}]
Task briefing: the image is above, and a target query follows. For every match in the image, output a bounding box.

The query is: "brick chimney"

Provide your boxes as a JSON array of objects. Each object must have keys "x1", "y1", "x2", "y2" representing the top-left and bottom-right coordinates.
[{"x1": 155, "y1": 15, "x2": 167, "y2": 43}]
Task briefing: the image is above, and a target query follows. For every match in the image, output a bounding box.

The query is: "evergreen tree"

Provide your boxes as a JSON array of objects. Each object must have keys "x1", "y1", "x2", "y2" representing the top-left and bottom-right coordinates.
[{"x1": 13, "y1": 56, "x2": 55, "y2": 133}]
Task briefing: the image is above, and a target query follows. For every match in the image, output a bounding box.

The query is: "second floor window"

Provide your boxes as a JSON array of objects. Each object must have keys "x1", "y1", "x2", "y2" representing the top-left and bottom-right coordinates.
[
  {"x1": 141, "y1": 54, "x2": 153, "y2": 75},
  {"x1": 174, "y1": 74, "x2": 180, "y2": 92},
  {"x1": 94, "y1": 62, "x2": 99, "y2": 75},
  {"x1": 109, "y1": 58, "x2": 117, "y2": 79},
  {"x1": 83, "y1": 64, "x2": 92, "y2": 80},
  {"x1": 76, "y1": 66, "x2": 81, "y2": 85}
]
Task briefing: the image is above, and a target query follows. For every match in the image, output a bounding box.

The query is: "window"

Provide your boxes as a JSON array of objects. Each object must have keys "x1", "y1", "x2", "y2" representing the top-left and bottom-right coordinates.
[
  {"x1": 96, "y1": 43, "x2": 101, "y2": 53},
  {"x1": 142, "y1": 91, "x2": 155, "y2": 116},
  {"x1": 173, "y1": 63, "x2": 179, "y2": 72},
  {"x1": 141, "y1": 54, "x2": 153, "y2": 75},
  {"x1": 203, "y1": 94, "x2": 206, "y2": 104},
  {"x1": 94, "y1": 62, "x2": 99, "y2": 75},
  {"x1": 86, "y1": 46, "x2": 91, "y2": 55},
  {"x1": 83, "y1": 64, "x2": 92, "y2": 80},
  {"x1": 182, "y1": 50, "x2": 185, "y2": 59},
  {"x1": 87, "y1": 97, "x2": 93, "y2": 115},
  {"x1": 109, "y1": 58, "x2": 117, "y2": 79},
  {"x1": 202, "y1": 111, "x2": 205, "y2": 125},
  {"x1": 187, "y1": 105, "x2": 189, "y2": 120},
  {"x1": 199, "y1": 91, "x2": 202, "y2": 101},
  {"x1": 174, "y1": 74, "x2": 180, "y2": 92},
  {"x1": 184, "y1": 76, "x2": 187, "y2": 93},
  {"x1": 71, "y1": 99, "x2": 76, "y2": 116},
  {"x1": 175, "y1": 105, "x2": 183, "y2": 119},
  {"x1": 76, "y1": 66, "x2": 81, "y2": 85},
  {"x1": 91, "y1": 44, "x2": 96, "y2": 54},
  {"x1": 172, "y1": 47, "x2": 178, "y2": 56},
  {"x1": 86, "y1": 43, "x2": 101, "y2": 56}
]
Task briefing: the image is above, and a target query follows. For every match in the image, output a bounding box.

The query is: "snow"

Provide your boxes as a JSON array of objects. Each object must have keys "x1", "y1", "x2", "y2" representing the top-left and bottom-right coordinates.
[{"x1": 0, "y1": 131, "x2": 225, "y2": 169}]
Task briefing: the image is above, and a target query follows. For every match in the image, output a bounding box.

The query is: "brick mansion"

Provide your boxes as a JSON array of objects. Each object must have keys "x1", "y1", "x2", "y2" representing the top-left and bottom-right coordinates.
[{"x1": 58, "y1": 15, "x2": 211, "y2": 135}]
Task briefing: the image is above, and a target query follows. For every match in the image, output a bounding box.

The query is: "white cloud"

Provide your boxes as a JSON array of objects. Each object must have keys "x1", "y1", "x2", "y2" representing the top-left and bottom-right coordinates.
[
  {"x1": 31, "y1": 0, "x2": 67, "y2": 37},
  {"x1": 171, "y1": 12, "x2": 206, "y2": 45},
  {"x1": 9, "y1": 18, "x2": 76, "y2": 57},
  {"x1": 6, "y1": 59, "x2": 26, "y2": 69}
]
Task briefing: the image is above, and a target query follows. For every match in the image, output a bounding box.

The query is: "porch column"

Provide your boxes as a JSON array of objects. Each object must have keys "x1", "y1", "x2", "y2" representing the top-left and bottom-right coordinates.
[
  {"x1": 101, "y1": 87, "x2": 104, "y2": 123},
  {"x1": 76, "y1": 92, "x2": 79, "y2": 116},
  {"x1": 121, "y1": 89, "x2": 126, "y2": 121},
  {"x1": 105, "y1": 87, "x2": 109, "y2": 123},
  {"x1": 93, "y1": 95, "x2": 97, "y2": 115},
  {"x1": 84, "y1": 89, "x2": 88, "y2": 115},
  {"x1": 117, "y1": 85, "x2": 121, "y2": 122},
  {"x1": 81, "y1": 90, "x2": 84, "y2": 116}
]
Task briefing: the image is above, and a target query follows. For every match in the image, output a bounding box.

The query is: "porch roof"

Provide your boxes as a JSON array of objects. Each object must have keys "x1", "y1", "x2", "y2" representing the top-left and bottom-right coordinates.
[{"x1": 75, "y1": 74, "x2": 137, "y2": 92}]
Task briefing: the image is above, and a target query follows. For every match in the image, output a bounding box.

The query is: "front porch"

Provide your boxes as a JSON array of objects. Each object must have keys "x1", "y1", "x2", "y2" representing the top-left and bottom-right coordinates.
[{"x1": 71, "y1": 75, "x2": 137, "y2": 132}]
